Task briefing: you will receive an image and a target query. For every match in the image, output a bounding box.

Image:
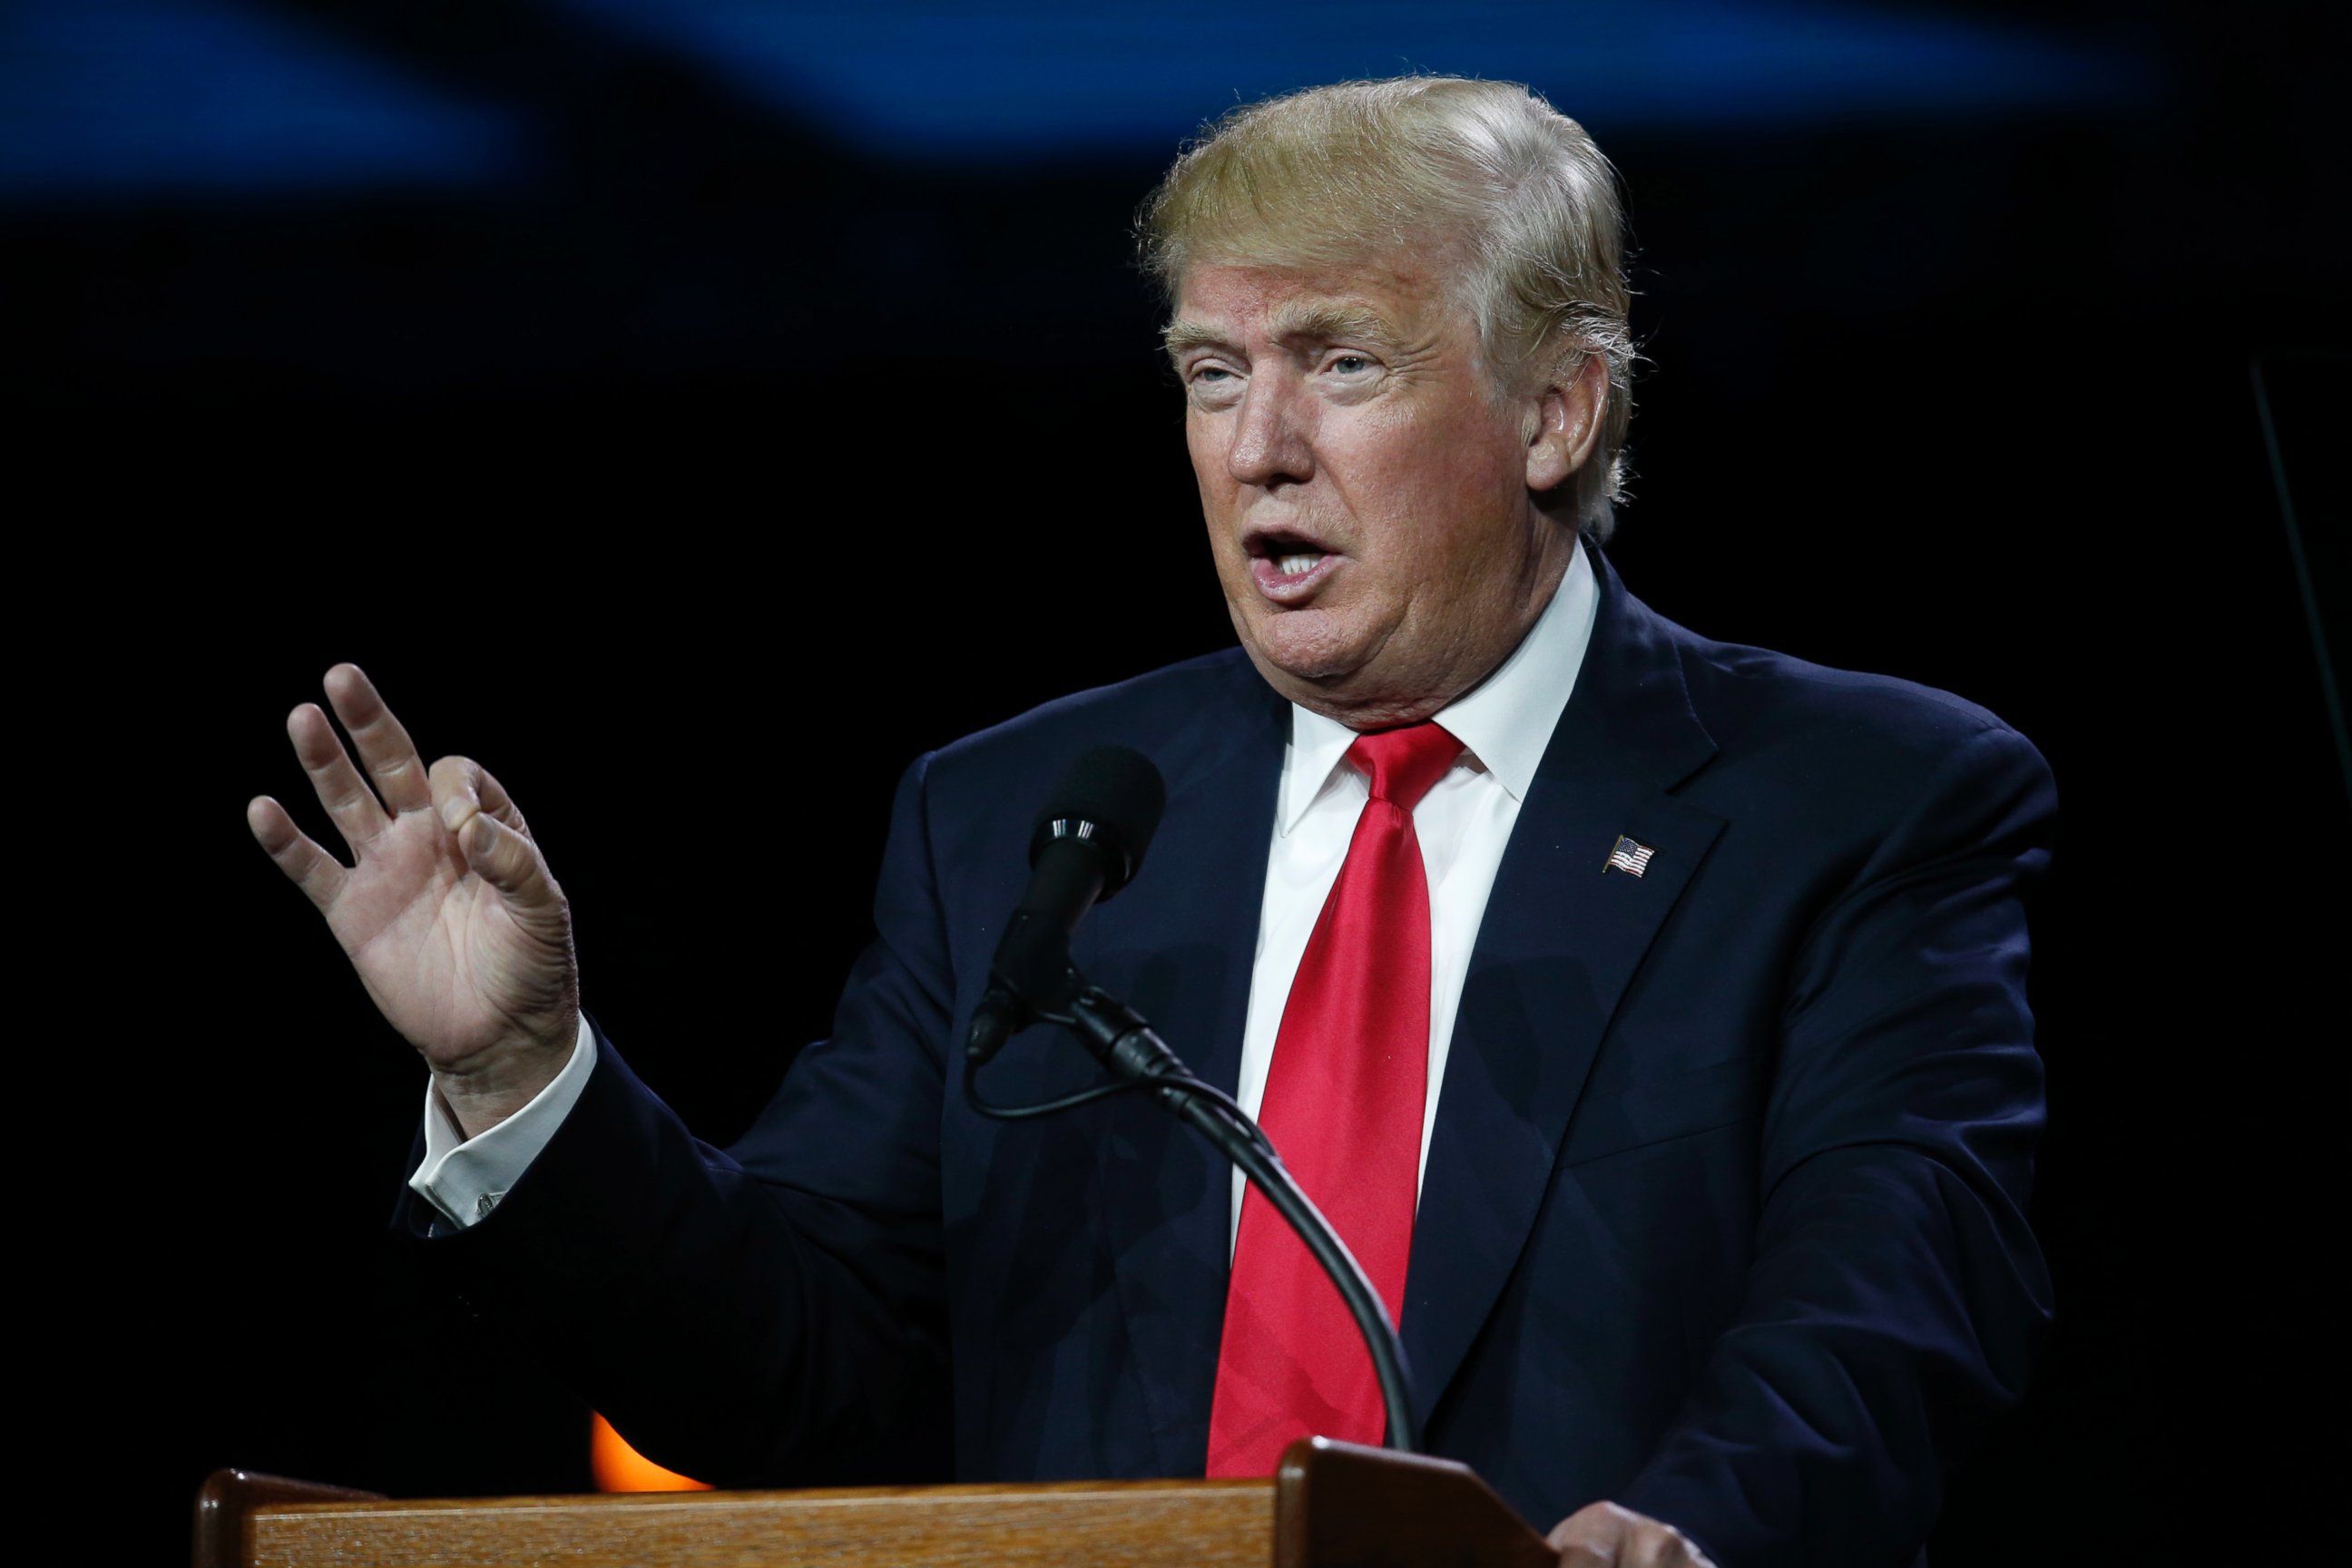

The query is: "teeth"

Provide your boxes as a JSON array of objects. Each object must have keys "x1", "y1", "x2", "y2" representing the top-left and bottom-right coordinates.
[{"x1": 1277, "y1": 553, "x2": 1321, "y2": 577}]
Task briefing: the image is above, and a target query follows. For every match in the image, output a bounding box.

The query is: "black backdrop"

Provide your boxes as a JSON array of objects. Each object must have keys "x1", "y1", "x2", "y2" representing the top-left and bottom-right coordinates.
[{"x1": 15, "y1": 4, "x2": 2345, "y2": 1563}]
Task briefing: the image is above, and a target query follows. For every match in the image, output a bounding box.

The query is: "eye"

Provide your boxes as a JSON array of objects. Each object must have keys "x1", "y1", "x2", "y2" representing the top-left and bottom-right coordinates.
[
  {"x1": 1328, "y1": 353, "x2": 1375, "y2": 377},
  {"x1": 1184, "y1": 361, "x2": 1244, "y2": 407}
]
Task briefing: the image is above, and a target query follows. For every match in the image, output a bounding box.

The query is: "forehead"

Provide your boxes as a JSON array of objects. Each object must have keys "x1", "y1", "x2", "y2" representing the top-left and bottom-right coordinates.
[{"x1": 1168, "y1": 254, "x2": 1464, "y2": 346}]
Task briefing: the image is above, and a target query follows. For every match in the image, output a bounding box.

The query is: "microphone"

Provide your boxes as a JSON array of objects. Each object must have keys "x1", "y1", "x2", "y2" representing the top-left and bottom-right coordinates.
[
  {"x1": 957, "y1": 745, "x2": 1423, "y2": 1454},
  {"x1": 965, "y1": 746, "x2": 1166, "y2": 1062}
]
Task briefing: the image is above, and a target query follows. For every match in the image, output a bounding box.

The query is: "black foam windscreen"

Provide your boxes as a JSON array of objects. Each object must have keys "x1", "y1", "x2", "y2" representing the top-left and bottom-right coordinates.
[{"x1": 1026, "y1": 745, "x2": 1168, "y2": 898}]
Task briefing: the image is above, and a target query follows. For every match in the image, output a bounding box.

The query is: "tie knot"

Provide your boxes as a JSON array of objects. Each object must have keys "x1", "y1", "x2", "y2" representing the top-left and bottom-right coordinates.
[{"x1": 1347, "y1": 722, "x2": 1462, "y2": 813}]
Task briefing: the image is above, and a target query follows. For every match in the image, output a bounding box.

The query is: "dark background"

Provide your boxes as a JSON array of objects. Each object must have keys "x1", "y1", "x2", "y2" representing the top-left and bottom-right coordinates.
[{"x1": 11, "y1": 2, "x2": 2344, "y2": 1563}]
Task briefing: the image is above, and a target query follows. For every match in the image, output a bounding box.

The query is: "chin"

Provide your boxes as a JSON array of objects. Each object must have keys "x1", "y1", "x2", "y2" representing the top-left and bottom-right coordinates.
[{"x1": 1242, "y1": 609, "x2": 1367, "y2": 687}]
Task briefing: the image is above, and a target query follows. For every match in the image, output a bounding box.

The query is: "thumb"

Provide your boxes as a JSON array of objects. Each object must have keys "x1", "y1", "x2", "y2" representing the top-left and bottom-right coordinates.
[{"x1": 462, "y1": 811, "x2": 563, "y2": 919}]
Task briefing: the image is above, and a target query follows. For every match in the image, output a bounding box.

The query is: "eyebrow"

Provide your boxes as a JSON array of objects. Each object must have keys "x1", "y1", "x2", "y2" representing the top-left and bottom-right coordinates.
[
  {"x1": 1161, "y1": 319, "x2": 1231, "y2": 358},
  {"x1": 1161, "y1": 300, "x2": 1402, "y2": 359}
]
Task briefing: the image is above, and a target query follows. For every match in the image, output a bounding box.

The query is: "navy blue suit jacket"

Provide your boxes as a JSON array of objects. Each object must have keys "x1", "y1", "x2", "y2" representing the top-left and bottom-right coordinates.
[{"x1": 405, "y1": 553, "x2": 2054, "y2": 1566}]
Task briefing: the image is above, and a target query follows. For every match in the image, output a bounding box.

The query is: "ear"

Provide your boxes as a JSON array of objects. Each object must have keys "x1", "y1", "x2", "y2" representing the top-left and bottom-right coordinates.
[{"x1": 1524, "y1": 351, "x2": 1608, "y2": 495}]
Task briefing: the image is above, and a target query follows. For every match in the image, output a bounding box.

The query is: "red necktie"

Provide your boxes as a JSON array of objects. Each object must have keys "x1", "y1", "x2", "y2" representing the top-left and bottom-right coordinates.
[{"x1": 1205, "y1": 721, "x2": 1463, "y2": 1476}]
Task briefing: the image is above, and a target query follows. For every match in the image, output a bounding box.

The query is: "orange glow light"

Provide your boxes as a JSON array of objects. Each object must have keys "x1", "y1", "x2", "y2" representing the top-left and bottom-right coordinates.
[{"x1": 591, "y1": 1411, "x2": 713, "y2": 1493}]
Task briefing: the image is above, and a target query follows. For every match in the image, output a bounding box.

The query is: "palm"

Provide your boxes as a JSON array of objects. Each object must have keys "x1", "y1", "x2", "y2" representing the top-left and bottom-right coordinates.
[
  {"x1": 250, "y1": 664, "x2": 578, "y2": 1116},
  {"x1": 327, "y1": 804, "x2": 565, "y2": 1070}
]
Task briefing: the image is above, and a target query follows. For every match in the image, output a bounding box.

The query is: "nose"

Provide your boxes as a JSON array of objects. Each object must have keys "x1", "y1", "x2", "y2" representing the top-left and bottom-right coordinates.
[{"x1": 1225, "y1": 373, "x2": 1314, "y2": 489}]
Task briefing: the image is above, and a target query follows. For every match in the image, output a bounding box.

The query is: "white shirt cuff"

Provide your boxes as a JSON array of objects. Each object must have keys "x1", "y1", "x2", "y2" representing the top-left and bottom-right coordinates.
[{"x1": 407, "y1": 1014, "x2": 598, "y2": 1229}]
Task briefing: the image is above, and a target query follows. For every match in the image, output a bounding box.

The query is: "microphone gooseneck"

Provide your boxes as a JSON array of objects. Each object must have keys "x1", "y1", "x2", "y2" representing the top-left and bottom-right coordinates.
[{"x1": 961, "y1": 748, "x2": 1422, "y2": 1456}]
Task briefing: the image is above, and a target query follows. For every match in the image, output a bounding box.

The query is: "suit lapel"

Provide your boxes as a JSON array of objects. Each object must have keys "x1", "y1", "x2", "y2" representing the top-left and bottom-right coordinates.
[
  {"x1": 1402, "y1": 554, "x2": 1725, "y2": 1430},
  {"x1": 1087, "y1": 658, "x2": 1289, "y2": 1475}
]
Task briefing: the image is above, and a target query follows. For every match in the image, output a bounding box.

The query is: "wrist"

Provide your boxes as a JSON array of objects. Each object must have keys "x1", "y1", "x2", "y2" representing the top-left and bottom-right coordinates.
[{"x1": 432, "y1": 1022, "x2": 577, "y2": 1139}]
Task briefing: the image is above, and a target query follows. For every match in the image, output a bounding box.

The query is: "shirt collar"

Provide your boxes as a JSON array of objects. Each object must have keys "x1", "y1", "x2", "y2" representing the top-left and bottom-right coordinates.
[{"x1": 1277, "y1": 537, "x2": 1600, "y2": 834}]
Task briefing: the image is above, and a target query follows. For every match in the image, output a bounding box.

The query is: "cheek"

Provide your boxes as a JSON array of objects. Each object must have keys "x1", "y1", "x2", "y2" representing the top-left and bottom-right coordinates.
[
  {"x1": 1435, "y1": 407, "x2": 1525, "y2": 491},
  {"x1": 1185, "y1": 412, "x2": 1230, "y2": 481},
  {"x1": 1387, "y1": 430, "x2": 1526, "y2": 583},
  {"x1": 1377, "y1": 429, "x2": 1500, "y2": 524}
]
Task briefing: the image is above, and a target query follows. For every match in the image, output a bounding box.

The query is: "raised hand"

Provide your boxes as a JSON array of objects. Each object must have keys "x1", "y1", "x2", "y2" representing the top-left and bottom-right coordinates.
[{"x1": 248, "y1": 664, "x2": 580, "y2": 1138}]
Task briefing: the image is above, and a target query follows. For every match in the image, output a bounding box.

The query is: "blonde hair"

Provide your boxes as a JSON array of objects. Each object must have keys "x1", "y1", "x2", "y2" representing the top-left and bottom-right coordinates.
[{"x1": 1140, "y1": 76, "x2": 1635, "y2": 540}]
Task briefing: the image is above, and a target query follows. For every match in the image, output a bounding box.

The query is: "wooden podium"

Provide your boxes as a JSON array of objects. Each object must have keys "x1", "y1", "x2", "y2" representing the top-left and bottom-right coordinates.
[{"x1": 195, "y1": 1437, "x2": 1557, "y2": 1567}]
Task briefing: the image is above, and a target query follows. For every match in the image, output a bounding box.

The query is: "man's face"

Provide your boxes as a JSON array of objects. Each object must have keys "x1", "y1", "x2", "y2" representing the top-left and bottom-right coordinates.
[{"x1": 1168, "y1": 254, "x2": 1583, "y2": 729}]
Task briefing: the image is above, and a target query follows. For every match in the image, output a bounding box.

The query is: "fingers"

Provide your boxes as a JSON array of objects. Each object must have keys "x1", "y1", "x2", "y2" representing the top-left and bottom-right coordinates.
[
  {"x1": 323, "y1": 663, "x2": 433, "y2": 817},
  {"x1": 458, "y1": 808, "x2": 562, "y2": 921},
  {"x1": 289, "y1": 701, "x2": 388, "y2": 852},
  {"x1": 1548, "y1": 1505, "x2": 1614, "y2": 1566},
  {"x1": 474, "y1": 763, "x2": 531, "y2": 838},
  {"x1": 247, "y1": 795, "x2": 345, "y2": 910},
  {"x1": 1548, "y1": 1503, "x2": 1714, "y2": 1568},
  {"x1": 1618, "y1": 1531, "x2": 1710, "y2": 1568},
  {"x1": 430, "y1": 755, "x2": 531, "y2": 843}
]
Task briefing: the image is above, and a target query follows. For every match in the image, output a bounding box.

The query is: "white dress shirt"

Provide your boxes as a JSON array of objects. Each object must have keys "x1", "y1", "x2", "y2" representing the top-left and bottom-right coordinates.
[
  {"x1": 1228, "y1": 540, "x2": 1595, "y2": 1249},
  {"x1": 411, "y1": 542, "x2": 1598, "y2": 1235},
  {"x1": 408, "y1": 1011, "x2": 598, "y2": 1226}
]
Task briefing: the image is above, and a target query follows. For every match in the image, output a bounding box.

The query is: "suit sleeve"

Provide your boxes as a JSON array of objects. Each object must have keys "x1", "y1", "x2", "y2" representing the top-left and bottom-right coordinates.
[
  {"x1": 1616, "y1": 723, "x2": 2057, "y2": 1566},
  {"x1": 392, "y1": 753, "x2": 958, "y2": 1487}
]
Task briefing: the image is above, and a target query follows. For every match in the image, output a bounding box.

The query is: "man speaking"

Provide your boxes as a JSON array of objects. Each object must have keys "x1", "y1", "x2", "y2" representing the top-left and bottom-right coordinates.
[{"x1": 249, "y1": 78, "x2": 2053, "y2": 1567}]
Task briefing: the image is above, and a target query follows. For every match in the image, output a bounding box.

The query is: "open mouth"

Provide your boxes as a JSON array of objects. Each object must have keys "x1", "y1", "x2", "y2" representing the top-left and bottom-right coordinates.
[
  {"x1": 1244, "y1": 529, "x2": 1339, "y2": 600},
  {"x1": 1248, "y1": 529, "x2": 1330, "y2": 573}
]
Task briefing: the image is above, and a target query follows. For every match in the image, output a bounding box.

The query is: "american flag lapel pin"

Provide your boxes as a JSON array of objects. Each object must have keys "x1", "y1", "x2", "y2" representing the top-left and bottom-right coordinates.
[{"x1": 1603, "y1": 835, "x2": 1655, "y2": 877}]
